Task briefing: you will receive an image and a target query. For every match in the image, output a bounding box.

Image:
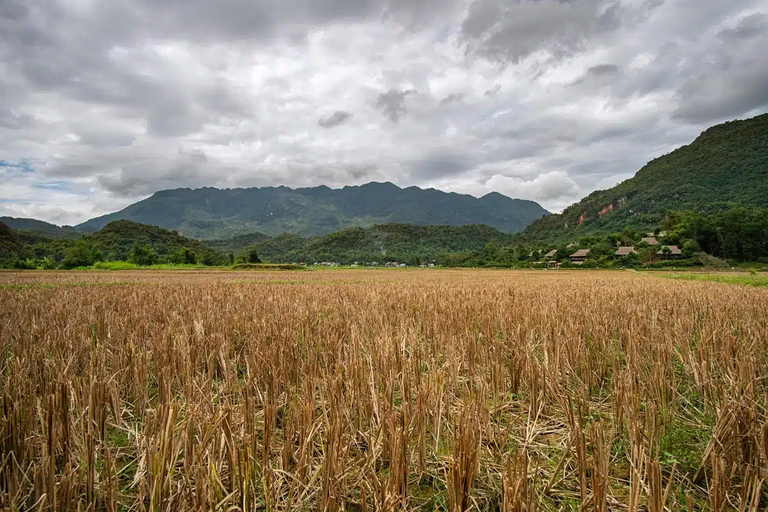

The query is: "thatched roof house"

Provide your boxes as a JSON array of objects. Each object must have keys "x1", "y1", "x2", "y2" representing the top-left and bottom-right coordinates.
[
  {"x1": 641, "y1": 237, "x2": 659, "y2": 246},
  {"x1": 569, "y1": 249, "x2": 590, "y2": 262},
  {"x1": 658, "y1": 245, "x2": 682, "y2": 259},
  {"x1": 615, "y1": 246, "x2": 637, "y2": 256}
]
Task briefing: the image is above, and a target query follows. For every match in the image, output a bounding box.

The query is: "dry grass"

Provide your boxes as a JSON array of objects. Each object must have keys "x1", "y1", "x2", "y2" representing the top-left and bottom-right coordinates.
[{"x1": 1, "y1": 269, "x2": 767, "y2": 511}]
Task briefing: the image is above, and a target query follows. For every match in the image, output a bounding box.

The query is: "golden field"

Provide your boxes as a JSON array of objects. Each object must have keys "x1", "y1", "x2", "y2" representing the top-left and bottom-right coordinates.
[{"x1": 1, "y1": 269, "x2": 767, "y2": 511}]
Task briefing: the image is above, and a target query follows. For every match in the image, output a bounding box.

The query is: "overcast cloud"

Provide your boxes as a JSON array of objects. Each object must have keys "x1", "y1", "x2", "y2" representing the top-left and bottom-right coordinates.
[{"x1": 0, "y1": 0, "x2": 766, "y2": 224}]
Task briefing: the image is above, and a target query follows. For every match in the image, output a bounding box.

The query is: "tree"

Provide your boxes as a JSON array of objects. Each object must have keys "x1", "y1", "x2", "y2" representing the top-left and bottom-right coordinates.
[
  {"x1": 61, "y1": 241, "x2": 100, "y2": 269},
  {"x1": 621, "y1": 251, "x2": 640, "y2": 268},
  {"x1": 178, "y1": 247, "x2": 197, "y2": 264},
  {"x1": 130, "y1": 244, "x2": 158, "y2": 266},
  {"x1": 61, "y1": 242, "x2": 94, "y2": 269},
  {"x1": 40, "y1": 256, "x2": 57, "y2": 270},
  {"x1": 682, "y1": 240, "x2": 701, "y2": 259},
  {"x1": 228, "y1": 253, "x2": 235, "y2": 266},
  {"x1": 248, "y1": 249, "x2": 261, "y2": 264}
]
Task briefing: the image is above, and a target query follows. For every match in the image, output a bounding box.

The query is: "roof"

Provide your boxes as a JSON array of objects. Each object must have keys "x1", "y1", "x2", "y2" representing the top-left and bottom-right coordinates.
[
  {"x1": 615, "y1": 246, "x2": 637, "y2": 256},
  {"x1": 658, "y1": 245, "x2": 682, "y2": 255},
  {"x1": 544, "y1": 249, "x2": 558, "y2": 258},
  {"x1": 642, "y1": 237, "x2": 659, "y2": 245},
  {"x1": 570, "y1": 249, "x2": 590, "y2": 258},
  {"x1": 567, "y1": 242, "x2": 578, "y2": 248}
]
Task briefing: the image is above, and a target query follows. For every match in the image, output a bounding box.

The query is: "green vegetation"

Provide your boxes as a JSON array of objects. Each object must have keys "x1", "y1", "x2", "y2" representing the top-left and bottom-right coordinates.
[
  {"x1": 223, "y1": 223, "x2": 515, "y2": 266},
  {"x1": 75, "y1": 181, "x2": 549, "y2": 238},
  {"x1": 0, "y1": 220, "x2": 225, "y2": 269},
  {"x1": 522, "y1": 113, "x2": 768, "y2": 243},
  {"x1": 87, "y1": 220, "x2": 222, "y2": 264},
  {"x1": 205, "y1": 231, "x2": 271, "y2": 255},
  {"x1": 5, "y1": 206, "x2": 767, "y2": 271},
  {"x1": 656, "y1": 273, "x2": 768, "y2": 287},
  {"x1": 0, "y1": 216, "x2": 82, "y2": 239}
]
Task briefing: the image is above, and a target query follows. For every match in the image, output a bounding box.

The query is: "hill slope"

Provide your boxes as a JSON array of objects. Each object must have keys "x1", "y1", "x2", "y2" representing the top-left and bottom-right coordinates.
[
  {"x1": 205, "y1": 231, "x2": 271, "y2": 256},
  {"x1": 522, "y1": 113, "x2": 768, "y2": 242},
  {"x1": 227, "y1": 223, "x2": 514, "y2": 265},
  {"x1": 0, "y1": 217, "x2": 82, "y2": 239},
  {"x1": 76, "y1": 182, "x2": 548, "y2": 238},
  {"x1": 88, "y1": 221, "x2": 223, "y2": 263},
  {"x1": 0, "y1": 222, "x2": 24, "y2": 260}
]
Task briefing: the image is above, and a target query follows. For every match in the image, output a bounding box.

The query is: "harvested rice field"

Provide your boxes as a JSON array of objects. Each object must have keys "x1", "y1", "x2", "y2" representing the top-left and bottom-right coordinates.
[{"x1": 1, "y1": 269, "x2": 767, "y2": 510}]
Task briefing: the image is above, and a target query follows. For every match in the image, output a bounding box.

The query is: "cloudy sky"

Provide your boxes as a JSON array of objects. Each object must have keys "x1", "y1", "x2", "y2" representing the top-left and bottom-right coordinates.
[{"x1": 1, "y1": 0, "x2": 767, "y2": 225}]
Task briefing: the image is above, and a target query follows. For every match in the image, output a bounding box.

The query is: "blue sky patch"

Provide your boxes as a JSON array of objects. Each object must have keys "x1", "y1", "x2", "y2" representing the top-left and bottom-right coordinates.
[
  {"x1": 0, "y1": 159, "x2": 35, "y2": 173},
  {"x1": 34, "y1": 181, "x2": 71, "y2": 191}
]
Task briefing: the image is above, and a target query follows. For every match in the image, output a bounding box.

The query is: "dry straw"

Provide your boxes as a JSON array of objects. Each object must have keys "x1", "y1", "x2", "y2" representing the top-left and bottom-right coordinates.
[{"x1": 0, "y1": 269, "x2": 766, "y2": 510}]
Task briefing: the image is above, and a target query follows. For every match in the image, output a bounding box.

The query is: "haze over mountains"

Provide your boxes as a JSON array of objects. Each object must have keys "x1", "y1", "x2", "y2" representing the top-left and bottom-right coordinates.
[{"x1": 76, "y1": 182, "x2": 549, "y2": 239}]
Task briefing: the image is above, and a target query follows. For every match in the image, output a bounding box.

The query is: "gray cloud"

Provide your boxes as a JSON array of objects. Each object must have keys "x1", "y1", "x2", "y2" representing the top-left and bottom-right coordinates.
[
  {"x1": 459, "y1": 0, "x2": 641, "y2": 64},
  {"x1": 319, "y1": 110, "x2": 353, "y2": 128},
  {"x1": 97, "y1": 149, "x2": 214, "y2": 197},
  {"x1": 0, "y1": 0, "x2": 766, "y2": 224},
  {"x1": 0, "y1": 110, "x2": 34, "y2": 130},
  {"x1": 570, "y1": 63, "x2": 620, "y2": 86},
  {"x1": 673, "y1": 66, "x2": 768, "y2": 124},
  {"x1": 587, "y1": 64, "x2": 620, "y2": 77},
  {"x1": 0, "y1": 0, "x2": 28, "y2": 21},
  {"x1": 374, "y1": 89, "x2": 415, "y2": 122},
  {"x1": 718, "y1": 12, "x2": 767, "y2": 41},
  {"x1": 439, "y1": 93, "x2": 465, "y2": 106}
]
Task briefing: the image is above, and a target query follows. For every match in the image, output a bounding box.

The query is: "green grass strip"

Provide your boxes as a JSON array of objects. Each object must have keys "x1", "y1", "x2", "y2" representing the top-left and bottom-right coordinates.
[{"x1": 654, "y1": 273, "x2": 768, "y2": 288}]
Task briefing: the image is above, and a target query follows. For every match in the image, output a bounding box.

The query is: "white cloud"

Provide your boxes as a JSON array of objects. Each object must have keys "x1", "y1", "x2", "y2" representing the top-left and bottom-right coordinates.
[{"x1": 486, "y1": 171, "x2": 581, "y2": 203}]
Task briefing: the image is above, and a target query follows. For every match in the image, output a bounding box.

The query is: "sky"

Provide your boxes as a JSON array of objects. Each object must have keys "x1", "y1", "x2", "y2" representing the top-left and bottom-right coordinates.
[{"x1": 1, "y1": 0, "x2": 767, "y2": 225}]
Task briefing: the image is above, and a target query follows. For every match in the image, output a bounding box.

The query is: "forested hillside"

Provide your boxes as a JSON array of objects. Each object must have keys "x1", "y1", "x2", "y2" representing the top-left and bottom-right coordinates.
[
  {"x1": 219, "y1": 224, "x2": 514, "y2": 265},
  {"x1": 86, "y1": 221, "x2": 223, "y2": 264},
  {"x1": 0, "y1": 217, "x2": 82, "y2": 239},
  {"x1": 522, "y1": 113, "x2": 768, "y2": 242},
  {"x1": 0, "y1": 220, "x2": 224, "y2": 268}
]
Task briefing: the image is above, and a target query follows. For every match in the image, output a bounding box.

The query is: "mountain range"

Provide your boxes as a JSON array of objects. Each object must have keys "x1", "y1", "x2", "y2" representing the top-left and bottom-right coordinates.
[
  {"x1": 76, "y1": 182, "x2": 549, "y2": 239},
  {"x1": 2, "y1": 112, "x2": 767, "y2": 267}
]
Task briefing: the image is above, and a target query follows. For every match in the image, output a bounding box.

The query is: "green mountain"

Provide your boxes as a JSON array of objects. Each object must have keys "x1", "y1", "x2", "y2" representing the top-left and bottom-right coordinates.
[
  {"x1": 0, "y1": 217, "x2": 82, "y2": 239},
  {"x1": 522, "y1": 113, "x2": 768, "y2": 242},
  {"x1": 76, "y1": 182, "x2": 548, "y2": 239},
  {"x1": 224, "y1": 223, "x2": 514, "y2": 265},
  {"x1": 86, "y1": 220, "x2": 223, "y2": 264}
]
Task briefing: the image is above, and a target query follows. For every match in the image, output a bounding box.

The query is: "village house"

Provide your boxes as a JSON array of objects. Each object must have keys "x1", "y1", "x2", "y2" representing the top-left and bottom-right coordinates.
[
  {"x1": 569, "y1": 249, "x2": 590, "y2": 263},
  {"x1": 544, "y1": 249, "x2": 558, "y2": 259},
  {"x1": 567, "y1": 242, "x2": 578, "y2": 248},
  {"x1": 641, "y1": 237, "x2": 659, "y2": 246},
  {"x1": 615, "y1": 246, "x2": 637, "y2": 257},
  {"x1": 658, "y1": 245, "x2": 683, "y2": 259}
]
